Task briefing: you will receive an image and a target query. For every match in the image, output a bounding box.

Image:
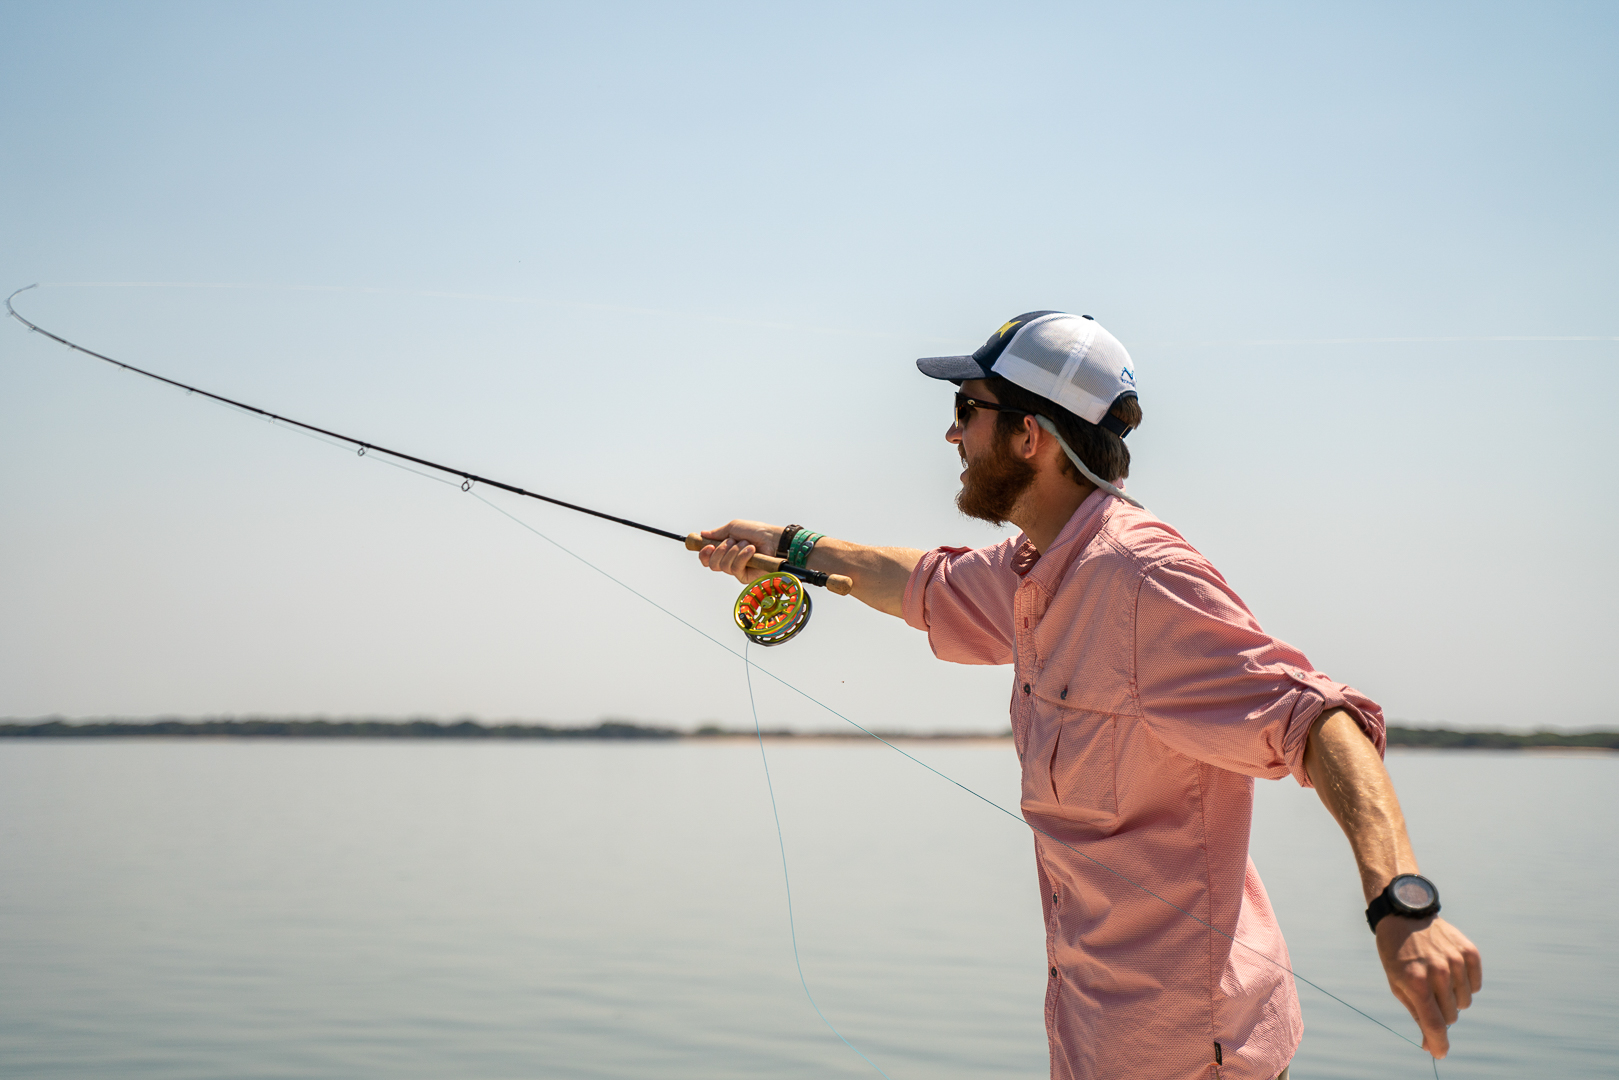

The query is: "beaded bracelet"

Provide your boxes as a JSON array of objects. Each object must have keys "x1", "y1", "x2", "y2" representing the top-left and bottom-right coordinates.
[
  {"x1": 788, "y1": 530, "x2": 824, "y2": 567},
  {"x1": 776, "y1": 524, "x2": 803, "y2": 560}
]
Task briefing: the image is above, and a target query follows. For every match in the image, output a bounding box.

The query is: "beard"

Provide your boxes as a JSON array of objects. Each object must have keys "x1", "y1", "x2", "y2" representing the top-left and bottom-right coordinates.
[{"x1": 955, "y1": 431, "x2": 1037, "y2": 525}]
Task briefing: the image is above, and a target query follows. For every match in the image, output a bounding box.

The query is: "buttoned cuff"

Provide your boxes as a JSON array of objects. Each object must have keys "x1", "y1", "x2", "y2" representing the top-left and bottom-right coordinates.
[{"x1": 1278, "y1": 665, "x2": 1388, "y2": 787}]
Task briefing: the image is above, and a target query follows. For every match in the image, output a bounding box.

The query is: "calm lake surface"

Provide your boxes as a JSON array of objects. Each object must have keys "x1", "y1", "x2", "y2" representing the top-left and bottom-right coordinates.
[{"x1": 1, "y1": 741, "x2": 1613, "y2": 1079}]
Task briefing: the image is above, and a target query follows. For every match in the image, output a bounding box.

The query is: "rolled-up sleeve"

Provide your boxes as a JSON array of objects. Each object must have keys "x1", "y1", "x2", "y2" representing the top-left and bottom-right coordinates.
[
  {"x1": 1134, "y1": 558, "x2": 1385, "y2": 785},
  {"x1": 902, "y1": 541, "x2": 1021, "y2": 666}
]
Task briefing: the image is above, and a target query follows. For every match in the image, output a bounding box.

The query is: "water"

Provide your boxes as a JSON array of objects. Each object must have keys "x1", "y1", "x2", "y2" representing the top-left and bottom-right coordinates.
[{"x1": 1, "y1": 740, "x2": 1613, "y2": 1078}]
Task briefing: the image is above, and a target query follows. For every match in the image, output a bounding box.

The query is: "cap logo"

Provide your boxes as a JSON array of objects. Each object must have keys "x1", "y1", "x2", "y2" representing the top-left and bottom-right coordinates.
[
  {"x1": 1121, "y1": 367, "x2": 1136, "y2": 386},
  {"x1": 995, "y1": 319, "x2": 1021, "y2": 339}
]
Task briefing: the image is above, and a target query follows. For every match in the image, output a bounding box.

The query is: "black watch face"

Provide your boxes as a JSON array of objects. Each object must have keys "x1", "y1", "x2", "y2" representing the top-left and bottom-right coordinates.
[{"x1": 1391, "y1": 875, "x2": 1437, "y2": 912}]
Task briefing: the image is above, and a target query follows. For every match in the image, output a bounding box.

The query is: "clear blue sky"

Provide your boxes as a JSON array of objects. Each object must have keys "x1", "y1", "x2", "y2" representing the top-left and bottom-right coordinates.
[{"x1": 2, "y1": 1, "x2": 1614, "y2": 731}]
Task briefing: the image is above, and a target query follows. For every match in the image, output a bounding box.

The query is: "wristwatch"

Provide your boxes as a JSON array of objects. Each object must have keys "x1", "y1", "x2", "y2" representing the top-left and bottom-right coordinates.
[
  {"x1": 1365, "y1": 874, "x2": 1441, "y2": 932},
  {"x1": 776, "y1": 525, "x2": 803, "y2": 560}
]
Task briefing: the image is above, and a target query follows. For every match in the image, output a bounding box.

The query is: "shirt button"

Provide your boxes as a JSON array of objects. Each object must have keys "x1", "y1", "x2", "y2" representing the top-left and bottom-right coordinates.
[
  {"x1": 1052, "y1": 891, "x2": 1059, "y2": 904},
  {"x1": 1059, "y1": 688, "x2": 1068, "y2": 700},
  {"x1": 1022, "y1": 683, "x2": 1031, "y2": 694},
  {"x1": 1050, "y1": 966, "x2": 1059, "y2": 978}
]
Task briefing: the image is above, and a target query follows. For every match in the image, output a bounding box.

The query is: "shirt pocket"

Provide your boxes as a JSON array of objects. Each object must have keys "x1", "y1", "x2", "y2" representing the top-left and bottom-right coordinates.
[{"x1": 1032, "y1": 689, "x2": 1118, "y2": 824}]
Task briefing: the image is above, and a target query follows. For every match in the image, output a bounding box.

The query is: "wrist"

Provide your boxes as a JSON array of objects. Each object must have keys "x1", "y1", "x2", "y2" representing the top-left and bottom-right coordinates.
[{"x1": 787, "y1": 529, "x2": 824, "y2": 568}]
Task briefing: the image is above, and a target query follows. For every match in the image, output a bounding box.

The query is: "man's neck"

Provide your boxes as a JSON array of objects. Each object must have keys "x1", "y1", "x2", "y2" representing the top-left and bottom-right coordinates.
[{"x1": 1014, "y1": 475, "x2": 1096, "y2": 554}]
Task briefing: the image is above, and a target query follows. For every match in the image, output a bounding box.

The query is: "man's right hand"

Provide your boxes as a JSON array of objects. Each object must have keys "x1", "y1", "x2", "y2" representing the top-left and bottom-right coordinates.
[
  {"x1": 694, "y1": 521, "x2": 924, "y2": 618},
  {"x1": 696, "y1": 520, "x2": 783, "y2": 585}
]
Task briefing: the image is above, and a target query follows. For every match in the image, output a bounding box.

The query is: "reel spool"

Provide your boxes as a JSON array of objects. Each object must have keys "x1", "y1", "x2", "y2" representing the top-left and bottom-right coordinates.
[{"x1": 734, "y1": 572, "x2": 813, "y2": 647}]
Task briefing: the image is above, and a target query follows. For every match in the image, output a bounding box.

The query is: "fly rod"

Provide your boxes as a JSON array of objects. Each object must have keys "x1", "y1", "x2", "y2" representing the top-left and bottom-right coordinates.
[{"x1": 6, "y1": 285, "x2": 853, "y2": 641}]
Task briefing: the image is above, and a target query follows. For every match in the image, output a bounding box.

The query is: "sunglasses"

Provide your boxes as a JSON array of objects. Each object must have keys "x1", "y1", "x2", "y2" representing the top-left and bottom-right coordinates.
[{"x1": 954, "y1": 392, "x2": 1032, "y2": 430}]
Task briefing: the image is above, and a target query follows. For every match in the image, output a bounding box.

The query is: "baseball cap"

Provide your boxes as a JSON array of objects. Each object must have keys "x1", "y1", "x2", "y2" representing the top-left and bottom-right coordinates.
[{"x1": 917, "y1": 311, "x2": 1138, "y2": 438}]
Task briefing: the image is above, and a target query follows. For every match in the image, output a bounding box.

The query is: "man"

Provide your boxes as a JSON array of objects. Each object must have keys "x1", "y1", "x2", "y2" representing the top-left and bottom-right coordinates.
[{"x1": 697, "y1": 311, "x2": 1481, "y2": 1079}]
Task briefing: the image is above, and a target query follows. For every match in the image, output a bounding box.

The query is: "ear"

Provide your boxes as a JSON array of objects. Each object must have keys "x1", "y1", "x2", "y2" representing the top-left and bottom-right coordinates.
[
  {"x1": 1023, "y1": 415, "x2": 1072, "y2": 475},
  {"x1": 1012, "y1": 414, "x2": 1042, "y2": 459}
]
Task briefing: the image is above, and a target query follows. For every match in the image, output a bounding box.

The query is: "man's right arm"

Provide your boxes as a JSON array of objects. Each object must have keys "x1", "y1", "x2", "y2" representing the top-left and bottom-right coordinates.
[{"x1": 695, "y1": 520, "x2": 923, "y2": 618}]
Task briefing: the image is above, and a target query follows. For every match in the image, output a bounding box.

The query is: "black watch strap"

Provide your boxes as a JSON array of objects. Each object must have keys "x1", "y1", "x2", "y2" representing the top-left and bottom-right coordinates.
[{"x1": 1365, "y1": 891, "x2": 1398, "y2": 933}]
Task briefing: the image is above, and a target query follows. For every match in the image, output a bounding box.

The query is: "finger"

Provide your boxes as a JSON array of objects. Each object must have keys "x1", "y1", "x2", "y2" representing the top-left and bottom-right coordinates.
[
  {"x1": 732, "y1": 543, "x2": 758, "y2": 581},
  {"x1": 1389, "y1": 971, "x2": 1445, "y2": 1058},
  {"x1": 1410, "y1": 985, "x2": 1451, "y2": 1059},
  {"x1": 703, "y1": 540, "x2": 734, "y2": 574},
  {"x1": 718, "y1": 541, "x2": 753, "y2": 580},
  {"x1": 703, "y1": 540, "x2": 734, "y2": 572},
  {"x1": 1431, "y1": 959, "x2": 1460, "y2": 1025},
  {"x1": 1442, "y1": 923, "x2": 1483, "y2": 995},
  {"x1": 1465, "y1": 941, "x2": 1483, "y2": 994},
  {"x1": 1451, "y1": 952, "x2": 1473, "y2": 1011}
]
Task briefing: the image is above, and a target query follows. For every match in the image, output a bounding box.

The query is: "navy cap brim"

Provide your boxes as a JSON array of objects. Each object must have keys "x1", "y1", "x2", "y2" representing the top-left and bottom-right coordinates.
[{"x1": 916, "y1": 354, "x2": 989, "y2": 382}]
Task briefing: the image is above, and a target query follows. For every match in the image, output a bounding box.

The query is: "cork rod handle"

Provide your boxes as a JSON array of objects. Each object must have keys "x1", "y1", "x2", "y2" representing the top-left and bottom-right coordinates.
[{"x1": 685, "y1": 533, "x2": 854, "y2": 596}]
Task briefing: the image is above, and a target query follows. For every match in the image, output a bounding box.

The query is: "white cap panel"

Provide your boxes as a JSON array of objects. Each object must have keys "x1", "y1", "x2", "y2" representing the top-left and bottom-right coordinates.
[{"x1": 990, "y1": 312, "x2": 1134, "y2": 425}]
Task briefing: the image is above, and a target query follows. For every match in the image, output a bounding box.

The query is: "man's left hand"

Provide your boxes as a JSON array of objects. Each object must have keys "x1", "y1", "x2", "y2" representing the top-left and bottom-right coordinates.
[{"x1": 1375, "y1": 914, "x2": 1482, "y2": 1058}]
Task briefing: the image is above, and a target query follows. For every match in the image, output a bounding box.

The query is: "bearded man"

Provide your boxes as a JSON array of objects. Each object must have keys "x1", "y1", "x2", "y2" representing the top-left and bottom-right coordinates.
[{"x1": 697, "y1": 311, "x2": 1481, "y2": 1080}]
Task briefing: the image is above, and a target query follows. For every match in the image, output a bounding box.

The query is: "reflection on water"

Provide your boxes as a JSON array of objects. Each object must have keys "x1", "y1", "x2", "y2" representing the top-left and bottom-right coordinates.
[{"x1": 0, "y1": 741, "x2": 1613, "y2": 1078}]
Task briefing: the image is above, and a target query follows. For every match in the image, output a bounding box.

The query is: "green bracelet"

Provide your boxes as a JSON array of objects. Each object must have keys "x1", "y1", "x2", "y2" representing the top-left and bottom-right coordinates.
[{"x1": 788, "y1": 530, "x2": 823, "y2": 567}]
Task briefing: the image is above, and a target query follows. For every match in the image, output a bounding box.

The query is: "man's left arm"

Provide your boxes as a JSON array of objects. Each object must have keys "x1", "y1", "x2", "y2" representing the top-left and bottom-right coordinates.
[{"x1": 1304, "y1": 708, "x2": 1484, "y2": 1060}]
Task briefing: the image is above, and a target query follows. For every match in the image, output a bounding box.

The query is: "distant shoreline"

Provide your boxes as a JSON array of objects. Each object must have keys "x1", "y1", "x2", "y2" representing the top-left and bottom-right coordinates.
[
  {"x1": 0, "y1": 718, "x2": 998, "y2": 742},
  {"x1": 1, "y1": 719, "x2": 1614, "y2": 750}
]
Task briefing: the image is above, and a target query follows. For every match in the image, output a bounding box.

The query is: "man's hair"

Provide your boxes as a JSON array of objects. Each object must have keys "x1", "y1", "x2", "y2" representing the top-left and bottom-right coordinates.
[{"x1": 985, "y1": 374, "x2": 1141, "y2": 483}]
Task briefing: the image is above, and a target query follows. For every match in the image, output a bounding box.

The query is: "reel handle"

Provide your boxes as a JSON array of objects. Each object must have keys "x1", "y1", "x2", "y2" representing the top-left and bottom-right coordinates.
[{"x1": 686, "y1": 533, "x2": 854, "y2": 596}]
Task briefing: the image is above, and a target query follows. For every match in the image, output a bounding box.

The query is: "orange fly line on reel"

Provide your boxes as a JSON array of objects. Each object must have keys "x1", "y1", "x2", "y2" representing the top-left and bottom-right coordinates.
[{"x1": 734, "y1": 572, "x2": 813, "y2": 646}]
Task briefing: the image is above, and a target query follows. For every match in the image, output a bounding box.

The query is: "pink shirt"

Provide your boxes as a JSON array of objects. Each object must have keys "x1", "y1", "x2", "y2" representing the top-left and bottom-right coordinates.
[{"x1": 902, "y1": 489, "x2": 1385, "y2": 1080}]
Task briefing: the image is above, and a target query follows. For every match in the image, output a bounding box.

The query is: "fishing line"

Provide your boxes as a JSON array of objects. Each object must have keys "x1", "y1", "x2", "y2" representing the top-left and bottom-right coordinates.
[
  {"x1": 183, "y1": 387, "x2": 466, "y2": 489},
  {"x1": 468, "y1": 492, "x2": 897, "y2": 1072},
  {"x1": 33, "y1": 281, "x2": 1618, "y2": 349},
  {"x1": 5, "y1": 283, "x2": 684, "y2": 542},
  {"x1": 27, "y1": 280, "x2": 967, "y2": 348},
  {"x1": 8, "y1": 283, "x2": 1446, "y2": 1076},
  {"x1": 746, "y1": 642, "x2": 893, "y2": 1079},
  {"x1": 6, "y1": 284, "x2": 848, "y2": 593},
  {"x1": 469, "y1": 489, "x2": 1440, "y2": 1076},
  {"x1": 1138, "y1": 334, "x2": 1618, "y2": 346}
]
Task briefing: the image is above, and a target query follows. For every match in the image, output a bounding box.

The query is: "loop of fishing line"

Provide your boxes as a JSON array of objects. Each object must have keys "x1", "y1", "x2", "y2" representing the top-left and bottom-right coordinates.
[
  {"x1": 6, "y1": 281, "x2": 1445, "y2": 1077},
  {"x1": 467, "y1": 487, "x2": 1440, "y2": 1075}
]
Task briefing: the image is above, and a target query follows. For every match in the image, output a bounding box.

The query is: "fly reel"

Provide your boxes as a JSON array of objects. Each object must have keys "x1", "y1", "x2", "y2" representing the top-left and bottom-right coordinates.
[{"x1": 734, "y1": 571, "x2": 812, "y2": 646}]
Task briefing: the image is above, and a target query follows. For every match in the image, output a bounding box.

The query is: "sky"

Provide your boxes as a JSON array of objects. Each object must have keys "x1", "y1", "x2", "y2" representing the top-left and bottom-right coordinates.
[{"x1": 1, "y1": 1, "x2": 1614, "y2": 732}]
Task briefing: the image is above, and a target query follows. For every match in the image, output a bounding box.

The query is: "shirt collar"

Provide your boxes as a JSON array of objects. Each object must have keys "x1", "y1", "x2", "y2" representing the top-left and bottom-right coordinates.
[{"x1": 1011, "y1": 487, "x2": 1117, "y2": 588}]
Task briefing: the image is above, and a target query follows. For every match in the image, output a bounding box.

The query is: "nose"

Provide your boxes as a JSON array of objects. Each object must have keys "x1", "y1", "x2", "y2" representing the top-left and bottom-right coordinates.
[{"x1": 945, "y1": 419, "x2": 963, "y2": 445}]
